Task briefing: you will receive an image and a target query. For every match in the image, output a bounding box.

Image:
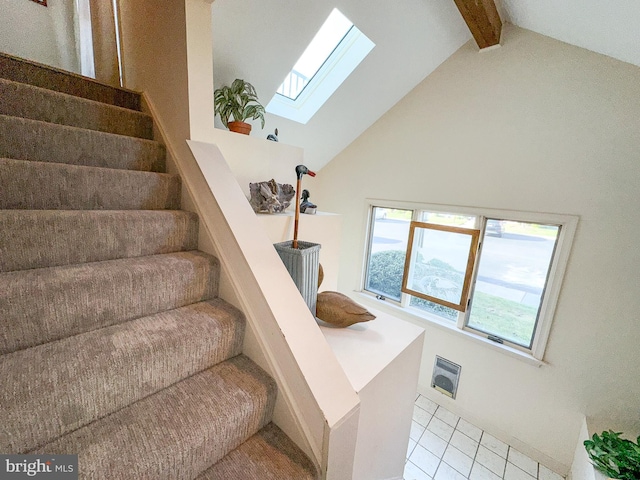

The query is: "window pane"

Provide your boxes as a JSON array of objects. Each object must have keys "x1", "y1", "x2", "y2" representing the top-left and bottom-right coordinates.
[
  {"x1": 467, "y1": 220, "x2": 560, "y2": 347},
  {"x1": 410, "y1": 211, "x2": 477, "y2": 320},
  {"x1": 402, "y1": 222, "x2": 479, "y2": 311},
  {"x1": 420, "y1": 211, "x2": 476, "y2": 228},
  {"x1": 276, "y1": 9, "x2": 353, "y2": 100},
  {"x1": 409, "y1": 296, "x2": 458, "y2": 321},
  {"x1": 365, "y1": 207, "x2": 411, "y2": 301}
]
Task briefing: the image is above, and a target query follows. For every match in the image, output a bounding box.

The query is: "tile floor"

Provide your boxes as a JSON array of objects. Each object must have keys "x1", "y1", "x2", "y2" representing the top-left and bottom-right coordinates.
[{"x1": 404, "y1": 394, "x2": 565, "y2": 480}]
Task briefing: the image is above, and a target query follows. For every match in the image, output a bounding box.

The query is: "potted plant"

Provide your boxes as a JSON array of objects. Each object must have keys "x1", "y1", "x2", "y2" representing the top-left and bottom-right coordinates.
[
  {"x1": 214, "y1": 79, "x2": 265, "y2": 135},
  {"x1": 584, "y1": 430, "x2": 640, "y2": 479}
]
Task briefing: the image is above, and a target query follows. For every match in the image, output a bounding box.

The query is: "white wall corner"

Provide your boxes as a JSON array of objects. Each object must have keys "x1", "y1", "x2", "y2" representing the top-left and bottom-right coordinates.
[
  {"x1": 569, "y1": 416, "x2": 597, "y2": 480},
  {"x1": 185, "y1": 0, "x2": 215, "y2": 141},
  {"x1": 323, "y1": 405, "x2": 360, "y2": 480}
]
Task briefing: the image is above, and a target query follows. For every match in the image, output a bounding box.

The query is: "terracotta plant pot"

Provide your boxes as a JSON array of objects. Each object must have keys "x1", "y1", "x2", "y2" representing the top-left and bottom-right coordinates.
[{"x1": 227, "y1": 121, "x2": 252, "y2": 135}]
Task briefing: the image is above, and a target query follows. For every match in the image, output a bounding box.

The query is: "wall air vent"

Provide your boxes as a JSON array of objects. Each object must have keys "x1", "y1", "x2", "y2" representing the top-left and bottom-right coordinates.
[{"x1": 431, "y1": 356, "x2": 461, "y2": 399}]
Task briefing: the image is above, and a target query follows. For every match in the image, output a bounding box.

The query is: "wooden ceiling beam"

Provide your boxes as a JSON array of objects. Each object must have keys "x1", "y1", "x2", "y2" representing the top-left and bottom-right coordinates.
[{"x1": 453, "y1": 0, "x2": 502, "y2": 49}]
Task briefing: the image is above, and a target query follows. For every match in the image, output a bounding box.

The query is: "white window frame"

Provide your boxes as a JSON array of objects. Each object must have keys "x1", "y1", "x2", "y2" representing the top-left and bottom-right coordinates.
[{"x1": 360, "y1": 200, "x2": 578, "y2": 361}]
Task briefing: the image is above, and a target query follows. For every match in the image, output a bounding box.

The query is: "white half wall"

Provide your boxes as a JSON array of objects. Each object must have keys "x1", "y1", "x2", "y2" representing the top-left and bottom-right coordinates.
[
  {"x1": 310, "y1": 24, "x2": 640, "y2": 473},
  {"x1": 208, "y1": 127, "x2": 304, "y2": 198}
]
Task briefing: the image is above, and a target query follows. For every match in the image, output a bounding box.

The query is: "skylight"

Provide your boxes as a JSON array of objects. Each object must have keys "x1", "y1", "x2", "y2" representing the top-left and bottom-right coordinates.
[
  {"x1": 266, "y1": 8, "x2": 375, "y2": 124},
  {"x1": 276, "y1": 9, "x2": 353, "y2": 100}
]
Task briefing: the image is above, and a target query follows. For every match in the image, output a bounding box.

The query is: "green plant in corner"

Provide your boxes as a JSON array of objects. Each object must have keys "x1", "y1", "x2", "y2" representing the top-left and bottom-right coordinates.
[
  {"x1": 214, "y1": 78, "x2": 265, "y2": 134},
  {"x1": 584, "y1": 430, "x2": 640, "y2": 479}
]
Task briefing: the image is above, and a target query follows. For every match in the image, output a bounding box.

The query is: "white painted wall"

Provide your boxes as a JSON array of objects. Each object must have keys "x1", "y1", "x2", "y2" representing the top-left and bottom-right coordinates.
[
  {"x1": 210, "y1": 0, "x2": 471, "y2": 171},
  {"x1": 208, "y1": 128, "x2": 304, "y2": 198},
  {"x1": 501, "y1": 0, "x2": 640, "y2": 68},
  {"x1": 1, "y1": 0, "x2": 79, "y2": 72},
  {"x1": 321, "y1": 311, "x2": 425, "y2": 480},
  {"x1": 310, "y1": 24, "x2": 640, "y2": 473},
  {"x1": 204, "y1": 127, "x2": 343, "y2": 290},
  {"x1": 569, "y1": 417, "x2": 599, "y2": 480}
]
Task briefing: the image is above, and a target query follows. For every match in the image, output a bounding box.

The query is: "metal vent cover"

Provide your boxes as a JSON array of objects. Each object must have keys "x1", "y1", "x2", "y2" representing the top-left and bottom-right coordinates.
[{"x1": 431, "y1": 356, "x2": 461, "y2": 399}]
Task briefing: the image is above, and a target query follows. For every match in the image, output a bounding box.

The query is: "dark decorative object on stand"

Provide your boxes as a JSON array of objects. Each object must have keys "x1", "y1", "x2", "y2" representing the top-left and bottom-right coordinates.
[
  {"x1": 273, "y1": 165, "x2": 321, "y2": 314},
  {"x1": 292, "y1": 165, "x2": 315, "y2": 248},
  {"x1": 266, "y1": 128, "x2": 279, "y2": 142},
  {"x1": 248, "y1": 179, "x2": 294, "y2": 214},
  {"x1": 300, "y1": 190, "x2": 317, "y2": 215}
]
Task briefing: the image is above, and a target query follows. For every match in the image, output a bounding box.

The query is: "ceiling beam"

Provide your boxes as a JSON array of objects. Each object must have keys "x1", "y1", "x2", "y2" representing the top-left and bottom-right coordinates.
[{"x1": 453, "y1": 0, "x2": 502, "y2": 49}]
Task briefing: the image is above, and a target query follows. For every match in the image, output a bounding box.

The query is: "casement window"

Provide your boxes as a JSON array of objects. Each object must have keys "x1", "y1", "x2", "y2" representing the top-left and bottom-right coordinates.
[{"x1": 363, "y1": 203, "x2": 577, "y2": 360}]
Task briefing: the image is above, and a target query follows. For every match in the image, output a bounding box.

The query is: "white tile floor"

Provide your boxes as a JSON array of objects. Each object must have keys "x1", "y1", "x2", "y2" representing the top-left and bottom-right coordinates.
[{"x1": 405, "y1": 394, "x2": 565, "y2": 480}]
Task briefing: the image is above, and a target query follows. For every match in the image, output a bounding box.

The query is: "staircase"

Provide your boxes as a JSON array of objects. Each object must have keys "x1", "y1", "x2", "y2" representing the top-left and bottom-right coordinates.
[{"x1": 0, "y1": 53, "x2": 318, "y2": 480}]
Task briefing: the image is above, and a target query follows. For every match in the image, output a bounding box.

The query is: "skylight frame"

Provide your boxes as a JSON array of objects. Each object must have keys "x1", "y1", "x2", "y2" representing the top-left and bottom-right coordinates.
[
  {"x1": 276, "y1": 24, "x2": 355, "y2": 102},
  {"x1": 266, "y1": 9, "x2": 375, "y2": 125}
]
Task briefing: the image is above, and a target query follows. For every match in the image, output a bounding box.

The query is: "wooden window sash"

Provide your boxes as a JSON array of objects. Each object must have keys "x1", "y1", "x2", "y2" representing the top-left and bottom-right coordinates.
[{"x1": 401, "y1": 221, "x2": 480, "y2": 312}]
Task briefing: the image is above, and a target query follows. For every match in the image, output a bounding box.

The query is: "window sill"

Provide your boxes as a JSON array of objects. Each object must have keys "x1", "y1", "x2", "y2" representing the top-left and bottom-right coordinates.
[{"x1": 354, "y1": 291, "x2": 546, "y2": 368}]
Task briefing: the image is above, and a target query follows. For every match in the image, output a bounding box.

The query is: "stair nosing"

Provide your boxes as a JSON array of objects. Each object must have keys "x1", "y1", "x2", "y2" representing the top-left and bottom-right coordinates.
[
  {"x1": 1, "y1": 298, "x2": 236, "y2": 357},
  {"x1": 0, "y1": 157, "x2": 176, "y2": 179},
  {"x1": 1, "y1": 299, "x2": 244, "y2": 454},
  {"x1": 0, "y1": 52, "x2": 142, "y2": 108},
  {"x1": 0, "y1": 78, "x2": 152, "y2": 120},
  {"x1": 0, "y1": 114, "x2": 163, "y2": 147},
  {"x1": 29, "y1": 356, "x2": 276, "y2": 472},
  {"x1": 0, "y1": 249, "x2": 209, "y2": 276},
  {"x1": 0, "y1": 250, "x2": 220, "y2": 354},
  {"x1": 0, "y1": 209, "x2": 198, "y2": 218}
]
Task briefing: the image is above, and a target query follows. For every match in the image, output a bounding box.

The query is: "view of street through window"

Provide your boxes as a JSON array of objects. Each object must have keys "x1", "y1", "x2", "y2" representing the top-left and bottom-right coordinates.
[{"x1": 367, "y1": 209, "x2": 559, "y2": 346}]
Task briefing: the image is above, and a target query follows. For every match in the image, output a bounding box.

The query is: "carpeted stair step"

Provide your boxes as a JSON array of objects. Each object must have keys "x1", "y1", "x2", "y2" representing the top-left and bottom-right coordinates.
[
  {"x1": 1, "y1": 299, "x2": 246, "y2": 454},
  {"x1": 31, "y1": 355, "x2": 277, "y2": 480},
  {"x1": 0, "y1": 52, "x2": 141, "y2": 110},
  {"x1": 0, "y1": 115, "x2": 165, "y2": 172},
  {"x1": 0, "y1": 158, "x2": 180, "y2": 210},
  {"x1": 0, "y1": 251, "x2": 219, "y2": 355},
  {"x1": 198, "y1": 423, "x2": 319, "y2": 480},
  {"x1": 0, "y1": 210, "x2": 198, "y2": 272},
  {"x1": 0, "y1": 78, "x2": 153, "y2": 139},
  {"x1": 0, "y1": 54, "x2": 318, "y2": 479}
]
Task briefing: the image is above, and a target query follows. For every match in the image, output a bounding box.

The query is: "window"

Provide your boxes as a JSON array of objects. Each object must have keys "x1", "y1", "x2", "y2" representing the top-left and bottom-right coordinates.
[
  {"x1": 403, "y1": 221, "x2": 480, "y2": 311},
  {"x1": 266, "y1": 8, "x2": 375, "y2": 124},
  {"x1": 363, "y1": 203, "x2": 577, "y2": 359},
  {"x1": 365, "y1": 207, "x2": 411, "y2": 301},
  {"x1": 275, "y1": 9, "x2": 353, "y2": 101}
]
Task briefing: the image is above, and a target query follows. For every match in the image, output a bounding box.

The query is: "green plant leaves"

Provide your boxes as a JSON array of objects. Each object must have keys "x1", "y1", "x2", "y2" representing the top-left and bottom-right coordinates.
[
  {"x1": 584, "y1": 431, "x2": 640, "y2": 479},
  {"x1": 214, "y1": 79, "x2": 265, "y2": 129},
  {"x1": 244, "y1": 105, "x2": 266, "y2": 128}
]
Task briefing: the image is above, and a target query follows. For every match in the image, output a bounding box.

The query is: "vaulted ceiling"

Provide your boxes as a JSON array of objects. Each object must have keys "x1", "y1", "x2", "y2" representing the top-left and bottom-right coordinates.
[{"x1": 211, "y1": 0, "x2": 640, "y2": 171}]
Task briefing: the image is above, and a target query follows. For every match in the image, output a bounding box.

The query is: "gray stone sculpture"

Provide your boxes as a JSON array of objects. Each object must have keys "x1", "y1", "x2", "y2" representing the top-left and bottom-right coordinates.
[{"x1": 249, "y1": 179, "x2": 295, "y2": 213}]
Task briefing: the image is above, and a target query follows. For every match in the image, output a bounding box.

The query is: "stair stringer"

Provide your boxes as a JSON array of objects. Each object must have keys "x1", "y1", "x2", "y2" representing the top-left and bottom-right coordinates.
[{"x1": 139, "y1": 94, "x2": 360, "y2": 479}]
